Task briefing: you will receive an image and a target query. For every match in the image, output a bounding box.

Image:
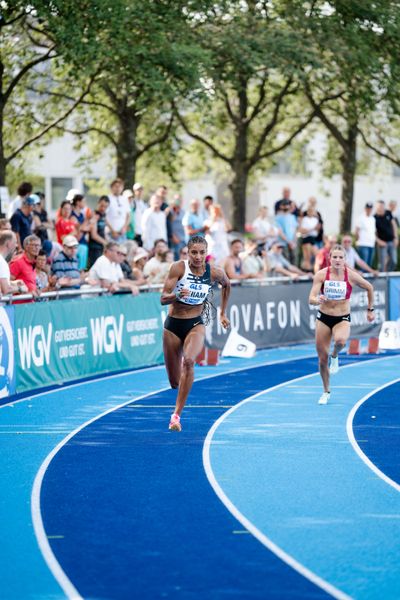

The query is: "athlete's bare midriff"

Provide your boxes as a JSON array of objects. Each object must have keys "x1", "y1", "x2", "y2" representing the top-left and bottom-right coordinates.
[
  {"x1": 168, "y1": 302, "x2": 204, "y2": 319},
  {"x1": 319, "y1": 298, "x2": 350, "y2": 317}
]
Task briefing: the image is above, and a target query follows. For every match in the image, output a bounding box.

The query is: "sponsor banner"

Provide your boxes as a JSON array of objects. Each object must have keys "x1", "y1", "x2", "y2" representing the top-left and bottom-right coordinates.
[
  {"x1": 15, "y1": 293, "x2": 164, "y2": 393},
  {"x1": 389, "y1": 277, "x2": 400, "y2": 320},
  {"x1": 206, "y1": 278, "x2": 388, "y2": 350},
  {"x1": 0, "y1": 306, "x2": 16, "y2": 398}
]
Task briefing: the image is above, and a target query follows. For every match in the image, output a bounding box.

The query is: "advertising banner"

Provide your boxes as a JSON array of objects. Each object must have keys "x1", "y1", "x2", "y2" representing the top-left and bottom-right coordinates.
[
  {"x1": 206, "y1": 278, "x2": 388, "y2": 350},
  {"x1": 389, "y1": 277, "x2": 400, "y2": 320},
  {"x1": 0, "y1": 305, "x2": 16, "y2": 398},
  {"x1": 15, "y1": 293, "x2": 164, "y2": 393}
]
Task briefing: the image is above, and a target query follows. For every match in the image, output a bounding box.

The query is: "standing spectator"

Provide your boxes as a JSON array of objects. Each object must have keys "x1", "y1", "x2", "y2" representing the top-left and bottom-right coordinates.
[
  {"x1": 375, "y1": 200, "x2": 398, "y2": 271},
  {"x1": 298, "y1": 204, "x2": 320, "y2": 271},
  {"x1": 341, "y1": 235, "x2": 378, "y2": 275},
  {"x1": 274, "y1": 186, "x2": 292, "y2": 215},
  {"x1": 89, "y1": 242, "x2": 139, "y2": 294},
  {"x1": 355, "y1": 203, "x2": 376, "y2": 267},
  {"x1": 88, "y1": 195, "x2": 110, "y2": 268},
  {"x1": 182, "y1": 199, "x2": 208, "y2": 241},
  {"x1": 143, "y1": 239, "x2": 170, "y2": 284},
  {"x1": 200, "y1": 195, "x2": 214, "y2": 221},
  {"x1": 141, "y1": 194, "x2": 168, "y2": 251},
  {"x1": 204, "y1": 204, "x2": 230, "y2": 265},
  {"x1": 252, "y1": 206, "x2": 280, "y2": 251},
  {"x1": 132, "y1": 182, "x2": 147, "y2": 246},
  {"x1": 167, "y1": 195, "x2": 186, "y2": 260},
  {"x1": 32, "y1": 192, "x2": 53, "y2": 243},
  {"x1": 71, "y1": 194, "x2": 91, "y2": 270},
  {"x1": 314, "y1": 235, "x2": 338, "y2": 273},
  {"x1": 389, "y1": 200, "x2": 399, "y2": 228},
  {"x1": 0, "y1": 231, "x2": 27, "y2": 295},
  {"x1": 55, "y1": 201, "x2": 78, "y2": 244},
  {"x1": 7, "y1": 181, "x2": 33, "y2": 219},
  {"x1": 307, "y1": 196, "x2": 324, "y2": 248},
  {"x1": 10, "y1": 194, "x2": 40, "y2": 250},
  {"x1": 156, "y1": 185, "x2": 169, "y2": 211},
  {"x1": 51, "y1": 235, "x2": 83, "y2": 290},
  {"x1": 107, "y1": 178, "x2": 130, "y2": 242},
  {"x1": 275, "y1": 199, "x2": 298, "y2": 264},
  {"x1": 122, "y1": 189, "x2": 136, "y2": 241},
  {"x1": 10, "y1": 234, "x2": 42, "y2": 293}
]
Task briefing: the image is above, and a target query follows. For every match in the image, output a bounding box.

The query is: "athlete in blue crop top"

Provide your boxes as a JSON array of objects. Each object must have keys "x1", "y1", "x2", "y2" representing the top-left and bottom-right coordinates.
[
  {"x1": 309, "y1": 243, "x2": 375, "y2": 405},
  {"x1": 161, "y1": 235, "x2": 231, "y2": 431}
]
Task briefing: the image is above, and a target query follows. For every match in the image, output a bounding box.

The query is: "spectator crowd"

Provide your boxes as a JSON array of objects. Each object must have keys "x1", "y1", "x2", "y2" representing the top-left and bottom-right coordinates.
[{"x1": 0, "y1": 180, "x2": 398, "y2": 301}]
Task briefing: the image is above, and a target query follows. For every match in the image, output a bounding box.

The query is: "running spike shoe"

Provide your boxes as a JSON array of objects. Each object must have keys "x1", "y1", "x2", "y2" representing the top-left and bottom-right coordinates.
[
  {"x1": 329, "y1": 355, "x2": 339, "y2": 375},
  {"x1": 318, "y1": 391, "x2": 331, "y2": 405},
  {"x1": 169, "y1": 413, "x2": 182, "y2": 431}
]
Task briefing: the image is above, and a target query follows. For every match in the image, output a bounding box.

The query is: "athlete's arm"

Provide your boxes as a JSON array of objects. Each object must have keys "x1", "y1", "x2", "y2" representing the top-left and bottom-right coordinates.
[
  {"x1": 160, "y1": 261, "x2": 185, "y2": 305},
  {"x1": 308, "y1": 270, "x2": 327, "y2": 305},
  {"x1": 349, "y1": 270, "x2": 375, "y2": 321},
  {"x1": 211, "y1": 266, "x2": 231, "y2": 329}
]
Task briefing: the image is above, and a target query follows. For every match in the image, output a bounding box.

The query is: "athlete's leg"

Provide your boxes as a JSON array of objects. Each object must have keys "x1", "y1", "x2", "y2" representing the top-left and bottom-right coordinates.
[
  {"x1": 315, "y1": 320, "x2": 332, "y2": 393},
  {"x1": 331, "y1": 321, "x2": 351, "y2": 358},
  {"x1": 173, "y1": 325, "x2": 205, "y2": 417},
  {"x1": 163, "y1": 329, "x2": 183, "y2": 389}
]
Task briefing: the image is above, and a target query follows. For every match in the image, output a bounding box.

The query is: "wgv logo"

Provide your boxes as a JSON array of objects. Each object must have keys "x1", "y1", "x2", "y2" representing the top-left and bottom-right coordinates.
[
  {"x1": 90, "y1": 315, "x2": 124, "y2": 355},
  {"x1": 18, "y1": 324, "x2": 53, "y2": 369}
]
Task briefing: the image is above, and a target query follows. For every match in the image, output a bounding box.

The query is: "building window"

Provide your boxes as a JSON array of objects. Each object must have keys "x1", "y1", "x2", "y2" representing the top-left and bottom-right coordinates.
[
  {"x1": 51, "y1": 178, "x2": 73, "y2": 210},
  {"x1": 392, "y1": 165, "x2": 400, "y2": 178}
]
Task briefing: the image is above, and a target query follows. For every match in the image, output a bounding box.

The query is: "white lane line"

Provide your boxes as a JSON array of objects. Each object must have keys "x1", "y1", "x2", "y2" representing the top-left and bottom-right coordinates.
[
  {"x1": 346, "y1": 377, "x2": 400, "y2": 493},
  {"x1": 202, "y1": 355, "x2": 397, "y2": 600},
  {"x1": 30, "y1": 352, "x2": 315, "y2": 599}
]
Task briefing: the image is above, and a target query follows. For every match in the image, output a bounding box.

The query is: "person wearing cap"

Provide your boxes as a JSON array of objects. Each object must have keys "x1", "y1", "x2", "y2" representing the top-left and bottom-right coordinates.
[
  {"x1": 355, "y1": 203, "x2": 376, "y2": 267},
  {"x1": 268, "y1": 241, "x2": 311, "y2": 279},
  {"x1": 132, "y1": 183, "x2": 147, "y2": 246},
  {"x1": 10, "y1": 194, "x2": 40, "y2": 250},
  {"x1": 51, "y1": 235, "x2": 83, "y2": 290},
  {"x1": 66, "y1": 188, "x2": 81, "y2": 202},
  {"x1": 6, "y1": 181, "x2": 33, "y2": 219}
]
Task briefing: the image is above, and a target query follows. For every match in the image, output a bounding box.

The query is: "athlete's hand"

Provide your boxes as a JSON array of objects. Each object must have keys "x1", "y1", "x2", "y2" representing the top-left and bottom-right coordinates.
[
  {"x1": 319, "y1": 294, "x2": 327, "y2": 304},
  {"x1": 220, "y1": 314, "x2": 230, "y2": 329},
  {"x1": 176, "y1": 287, "x2": 190, "y2": 300},
  {"x1": 367, "y1": 310, "x2": 375, "y2": 323}
]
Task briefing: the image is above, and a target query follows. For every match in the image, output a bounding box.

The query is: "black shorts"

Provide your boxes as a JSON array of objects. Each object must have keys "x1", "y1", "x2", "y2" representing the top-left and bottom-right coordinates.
[
  {"x1": 302, "y1": 236, "x2": 318, "y2": 245},
  {"x1": 316, "y1": 311, "x2": 351, "y2": 330},
  {"x1": 164, "y1": 315, "x2": 204, "y2": 343}
]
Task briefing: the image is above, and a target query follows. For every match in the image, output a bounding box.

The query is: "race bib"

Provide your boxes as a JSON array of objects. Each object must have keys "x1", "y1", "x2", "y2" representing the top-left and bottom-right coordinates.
[{"x1": 323, "y1": 280, "x2": 347, "y2": 300}]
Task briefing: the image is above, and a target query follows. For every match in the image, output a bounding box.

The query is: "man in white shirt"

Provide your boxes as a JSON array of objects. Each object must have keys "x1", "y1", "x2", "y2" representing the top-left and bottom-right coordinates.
[
  {"x1": 107, "y1": 179, "x2": 131, "y2": 243},
  {"x1": 132, "y1": 182, "x2": 147, "y2": 246},
  {"x1": 141, "y1": 194, "x2": 167, "y2": 251},
  {"x1": 89, "y1": 242, "x2": 138, "y2": 294},
  {"x1": 0, "y1": 231, "x2": 27, "y2": 295},
  {"x1": 355, "y1": 203, "x2": 376, "y2": 267}
]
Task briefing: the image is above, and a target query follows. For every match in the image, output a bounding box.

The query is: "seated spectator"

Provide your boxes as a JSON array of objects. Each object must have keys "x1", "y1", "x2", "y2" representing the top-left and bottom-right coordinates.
[
  {"x1": 89, "y1": 242, "x2": 139, "y2": 295},
  {"x1": 10, "y1": 194, "x2": 40, "y2": 251},
  {"x1": 224, "y1": 239, "x2": 260, "y2": 280},
  {"x1": 252, "y1": 206, "x2": 280, "y2": 251},
  {"x1": 341, "y1": 235, "x2": 378, "y2": 275},
  {"x1": 0, "y1": 231, "x2": 28, "y2": 295},
  {"x1": 131, "y1": 247, "x2": 149, "y2": 284},
  {"x1": 143, "y1": 239, "x2": 170, "y2": 284},
  {"x1": 240, "y1": 240, "x2": 267, "y2": 278},
  {"x1": 314, "y1": 235, "x2": 338, "y2": 272},
  {"x1": 36, "y1": 250, "x2": 56, "y2": 294},
  {"x1": 268, "y1": 242, "x2": 311, "y2": 279},
  {"x1": 55, "y1": 200, "x2": 78, "y2": 244},
  {"x1": 51, "y1": 235, "x2": 84, "y2": 290},
  {"x1": 119, "y1": 245, "x2": 135, "y2": 280},
  {"x1": 10, "y1": 234, "x2": 42, "y2": 294}
]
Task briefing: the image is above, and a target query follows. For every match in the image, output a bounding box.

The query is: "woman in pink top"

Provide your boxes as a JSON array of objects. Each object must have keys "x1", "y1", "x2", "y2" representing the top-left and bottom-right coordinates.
[{"x1": 309, "y1": 243, "x2": 375, "y2": 405}]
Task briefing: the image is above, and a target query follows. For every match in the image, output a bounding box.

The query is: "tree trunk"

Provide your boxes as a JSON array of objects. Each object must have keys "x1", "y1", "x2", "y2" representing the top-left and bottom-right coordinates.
[
  {"x1": 229, "y1": 84, "x2": 249, "y2": 232},
  {"x1": 339, "y1": 122, "x2": 357, "y2": 233},
  {"x1": 229, "y1": 166, "x2": 248, "y2": 231},
  {"x1": 116, "y1": 107, "x2": 139, "y2": 188}
]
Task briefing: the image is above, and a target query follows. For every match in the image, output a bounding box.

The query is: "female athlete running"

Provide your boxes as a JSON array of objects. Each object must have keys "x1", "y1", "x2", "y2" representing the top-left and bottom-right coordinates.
[
  {"x1": 309, "y1": 243, "x2": 375, "y2": 404},
  {"x1": 161, "y1": 235, "x2": 230, "y2": 430}
]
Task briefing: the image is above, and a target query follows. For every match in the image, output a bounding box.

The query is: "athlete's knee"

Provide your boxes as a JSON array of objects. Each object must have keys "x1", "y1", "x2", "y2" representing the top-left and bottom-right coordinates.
[
  {"x1": 182, "y1": 356, "x2": 195, "y2": 371},
  {"x1": 334, "y1": 337, "x2": 347, "y2": 347}
]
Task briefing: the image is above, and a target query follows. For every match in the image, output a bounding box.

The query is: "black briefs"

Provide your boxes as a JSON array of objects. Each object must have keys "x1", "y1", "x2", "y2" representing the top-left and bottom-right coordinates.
[
  {"x1": 164, "y1": 315, "x2": 204, "y2": 343},
  {"x1": 316, "y1": 311, "x2": 351, "y2": 330}
]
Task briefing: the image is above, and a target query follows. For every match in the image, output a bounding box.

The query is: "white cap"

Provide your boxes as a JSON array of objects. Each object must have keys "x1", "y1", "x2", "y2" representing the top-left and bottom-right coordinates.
[
  {"x1": 133, "y1": 182, "x2": 143, "y2": 191},
  {"x1": 122, "y1": 189, "x2": 134, "y2": 199},
  {"x1": 66, "y1": 188, "x2": 81, "y2": 201}
]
